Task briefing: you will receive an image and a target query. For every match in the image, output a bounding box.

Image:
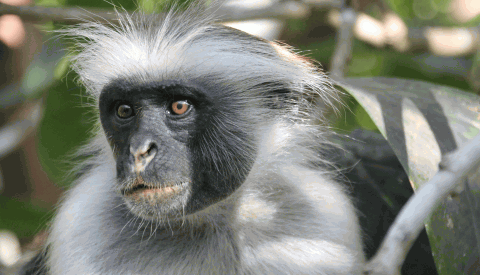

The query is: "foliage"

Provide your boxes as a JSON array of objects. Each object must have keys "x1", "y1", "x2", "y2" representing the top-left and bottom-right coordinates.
[
  {"x1": 37, "y1": 77, "x2": 97, "y2": 187},
  {"x1": 336, "y1": 77, "x2": 480, "y2": 275},
  {"x1": 385, "y1": 0, "x2": 480, "y2": 26},
  {"x1": 0, "y1": 196, "x2": 51, "y2": 239}
]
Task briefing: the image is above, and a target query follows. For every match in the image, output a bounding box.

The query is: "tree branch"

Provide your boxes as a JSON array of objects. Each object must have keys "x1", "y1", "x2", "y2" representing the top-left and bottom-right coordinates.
[
  {"x1": 364, "y1": 133, "x2": 480, "y2": 275},
  {"x1": 330, "y1": 8, "x2": 356, "y2": 78},
  {"x1": 0, "y1": 3, "x2": 121, "y2": 24},
  {"x1": 0, "y1": 100, "x2": 43, "y2": 159},
  {"x1": 0, "y1": 1, "x2": 313, "y2": 25}
]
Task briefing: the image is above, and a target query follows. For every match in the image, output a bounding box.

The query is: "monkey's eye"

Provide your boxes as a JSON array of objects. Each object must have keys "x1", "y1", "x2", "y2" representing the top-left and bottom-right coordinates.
[
  {"x1": 116, "y1": 104, "x2": 134, "y2": 119},
  {"x1": 170, "y1": 100, "x2": 191, "y2": 115}
]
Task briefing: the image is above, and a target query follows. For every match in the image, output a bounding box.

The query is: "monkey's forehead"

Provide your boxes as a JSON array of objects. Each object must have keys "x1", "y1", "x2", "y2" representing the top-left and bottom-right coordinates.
[
  {"x1": 63, "y1": 12, "x2": 327, "y2": 100},
  {"x1": 99, "y1": 79, "x2": 206, "y2": 100}
]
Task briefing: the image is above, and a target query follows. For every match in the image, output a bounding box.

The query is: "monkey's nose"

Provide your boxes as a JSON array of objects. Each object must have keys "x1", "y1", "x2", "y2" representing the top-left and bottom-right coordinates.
[{"x1": 130, "y1": 141, "x2": 157, "y2": 173}]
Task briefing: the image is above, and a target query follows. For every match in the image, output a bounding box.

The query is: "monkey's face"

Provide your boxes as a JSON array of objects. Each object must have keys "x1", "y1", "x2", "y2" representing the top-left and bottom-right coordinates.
[{"x1": 98, "y1": 79, "x2": 257, "y2": 221}]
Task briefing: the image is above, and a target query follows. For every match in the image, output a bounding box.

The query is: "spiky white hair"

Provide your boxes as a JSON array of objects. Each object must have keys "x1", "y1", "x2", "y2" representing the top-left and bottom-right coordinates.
[{"x1": 60, "y1": 4, "x2": 336, "y2": 109}]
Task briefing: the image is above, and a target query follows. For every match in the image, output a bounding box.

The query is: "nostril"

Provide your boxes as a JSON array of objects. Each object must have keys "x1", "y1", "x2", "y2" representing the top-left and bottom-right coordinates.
[
  {"x1": 131, "y1": 140, "x2": 157, "y2": 158},
  {"x1": 131, "y1": 140, "x2": 158, "y2": 173},
  {"x1": 136, "y1": 142, "x2": 157, "y2": 160},
  {"x1": 146, "y1": 143, "x2": 158, "y2": 158}
]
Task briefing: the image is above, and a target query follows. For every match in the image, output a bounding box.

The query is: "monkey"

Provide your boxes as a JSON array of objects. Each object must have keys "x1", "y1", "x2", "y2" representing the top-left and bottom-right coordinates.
[{"x1": 22, "y1": 2, "x2": 364, "y2": 274}]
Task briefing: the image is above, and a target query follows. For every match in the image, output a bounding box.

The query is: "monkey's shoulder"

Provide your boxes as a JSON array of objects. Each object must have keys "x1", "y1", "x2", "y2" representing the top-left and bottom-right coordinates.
[{"x1": 235, "y1": 167, "x2": 364, "y2": 274}]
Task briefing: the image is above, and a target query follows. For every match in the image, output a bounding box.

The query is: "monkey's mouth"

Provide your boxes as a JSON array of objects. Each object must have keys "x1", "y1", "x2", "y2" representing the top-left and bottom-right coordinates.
[
  {"x1": 121, "y1": 177, "x2": 187, "y2": 200},
  {"x1": 121, "y1": 177, "x2": 190, "y2": 220}
]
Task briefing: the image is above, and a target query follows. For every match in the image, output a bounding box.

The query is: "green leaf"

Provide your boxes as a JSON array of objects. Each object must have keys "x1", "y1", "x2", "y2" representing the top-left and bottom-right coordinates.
[
  {"x1": 37, "y1": 77, "x2": 97, "y2": 188},
  {"x1": 337, "y1": 77, "x2": 480, "y2": 274},
  {"x1": 0, "y1": 196, "x2": 51, "y2": 239},
  {"x1": 431, "y1": 0, "x2": 452, "y2": 13},
  {"x1": 54, "y1": 55, "x2": 71, "y2": 80},
  {"x1": 354, "y1": 103, "x2": 378, "y2": 132},
  {"x1": 138, "y1": 0, "x2": 157, "y2": 12},
  {"x1": 412, "y1": 0, "x2": 438, "y2": 20},
  {"x1": 21, "y1": 37, "x2": 65, "y2": 100},
  {"x1": 384, "y1": 0, "x2": 415, "y2": 20},
  {"x1": 36, "y1": 0, "x2": 66, "y2": 7}
]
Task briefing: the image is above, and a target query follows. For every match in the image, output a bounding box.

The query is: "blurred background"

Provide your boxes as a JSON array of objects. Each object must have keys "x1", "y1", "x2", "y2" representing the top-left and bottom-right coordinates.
[{"x1": 1, "y1": 0, "x2": 480, "y2": 273}]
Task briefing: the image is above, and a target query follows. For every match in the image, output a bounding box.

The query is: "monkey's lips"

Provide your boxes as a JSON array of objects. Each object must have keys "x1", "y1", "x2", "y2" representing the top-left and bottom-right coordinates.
[
  {"x1": 121, "y1": 177, "x2": 191, "y2": 219},
  {"x1": 122, "y1": 177, "x2": 186, "y2": 200}
]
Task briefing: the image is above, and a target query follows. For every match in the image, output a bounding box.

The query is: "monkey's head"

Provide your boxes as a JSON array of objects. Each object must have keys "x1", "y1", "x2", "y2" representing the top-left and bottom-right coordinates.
[
  {"x1": 98, "y1": 78, "x2": 257, "y2": 220},
  {"x1": 65, "y1": 11, "x2": 333, "y2": 221}
]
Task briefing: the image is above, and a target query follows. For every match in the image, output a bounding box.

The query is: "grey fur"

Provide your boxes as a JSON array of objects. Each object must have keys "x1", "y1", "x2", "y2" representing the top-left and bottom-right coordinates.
[{"x1": 45, "y1": 3, "x2": 364, "y2": 275}]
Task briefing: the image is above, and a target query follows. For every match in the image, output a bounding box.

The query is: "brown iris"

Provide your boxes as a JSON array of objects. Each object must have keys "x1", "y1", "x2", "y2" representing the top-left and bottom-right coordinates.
[
  {"x1": 117, "y1": 104, "x2": 133, "y2": 119},
  {"x1": 171, "y1": 100, "x2": 190, "y2": 115}
]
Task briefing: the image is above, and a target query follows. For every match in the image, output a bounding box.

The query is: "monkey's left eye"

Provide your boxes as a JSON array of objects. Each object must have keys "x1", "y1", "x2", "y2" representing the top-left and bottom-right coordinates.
[
  {"x1": 170, "y1": 100, "x2": 191, "y2": 116},
  {"x1": 117, "y1": 104, "x2": 134, "y2": 119}
]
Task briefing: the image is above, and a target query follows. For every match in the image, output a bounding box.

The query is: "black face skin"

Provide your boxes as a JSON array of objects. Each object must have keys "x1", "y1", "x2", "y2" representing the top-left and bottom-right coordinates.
[{"x1": 99, "y1": 79, "x2": 256, "y2": 221}]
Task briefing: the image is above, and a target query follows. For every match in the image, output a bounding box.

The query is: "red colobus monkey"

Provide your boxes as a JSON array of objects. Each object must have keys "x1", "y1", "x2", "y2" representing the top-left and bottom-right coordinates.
[{"x1": 23, "y1": 3, "x2": 364, "y2": 274}]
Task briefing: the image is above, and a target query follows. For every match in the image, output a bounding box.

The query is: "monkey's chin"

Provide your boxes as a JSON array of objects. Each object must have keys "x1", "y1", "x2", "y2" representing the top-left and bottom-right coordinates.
[{"x1": 122, "y1": 181, "x2": 190, "y2": 221}]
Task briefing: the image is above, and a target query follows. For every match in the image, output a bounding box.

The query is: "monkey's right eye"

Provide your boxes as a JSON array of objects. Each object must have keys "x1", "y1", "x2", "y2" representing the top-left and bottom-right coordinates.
[{"x1": 116, "y1": 104, "x2": 134, "y2": 119}]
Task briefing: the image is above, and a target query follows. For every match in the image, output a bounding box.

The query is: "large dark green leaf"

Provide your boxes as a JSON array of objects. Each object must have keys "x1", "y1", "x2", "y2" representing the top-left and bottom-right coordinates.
[
  {"x1": 0, "y1": 196, "x2": 51, "y2": 239},
  {"x1": 336, "y1": 77, "x2": 480, "y2": 275},
  {"x1": 36, "y1": 76, "x2": 97, "y2": 188}
]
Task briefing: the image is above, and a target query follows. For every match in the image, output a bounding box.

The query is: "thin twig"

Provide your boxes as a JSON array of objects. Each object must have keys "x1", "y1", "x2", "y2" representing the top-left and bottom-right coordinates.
[
  {"x1": 330, "y1": 8, "x2": 356, "y2": 78},
  {"x1": 364, "y1": 133, "x2": 480, "y2": 275}
]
